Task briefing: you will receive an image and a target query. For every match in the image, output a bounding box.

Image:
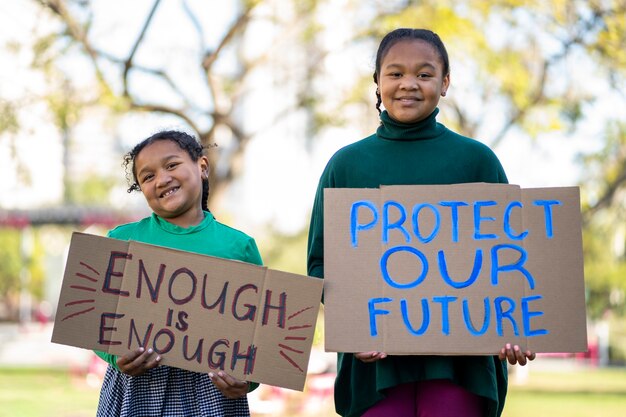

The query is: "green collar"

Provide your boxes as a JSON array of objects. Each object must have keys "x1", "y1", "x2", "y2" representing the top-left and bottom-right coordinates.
[
  {"x1": 376, "y1": 108, "x2": 445, "y2": 141},
  {"x1": 151, "y1": 211, "x2": 213, "y2": 234}
]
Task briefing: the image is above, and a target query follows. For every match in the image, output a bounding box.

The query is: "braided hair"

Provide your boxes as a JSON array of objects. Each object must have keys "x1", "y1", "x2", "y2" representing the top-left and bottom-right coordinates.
[
  {"x1": 373, "y1": 28, "x2": 450, "y2": 115},
  {"x1": 123, "y1": 130, "x2": 210, "y2": 212}
]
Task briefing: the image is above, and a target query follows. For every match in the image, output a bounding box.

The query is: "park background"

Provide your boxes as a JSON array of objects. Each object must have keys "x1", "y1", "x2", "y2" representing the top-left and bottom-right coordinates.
[{"x1": 0, "y1": 0, "x2": 625, "y2": 416}]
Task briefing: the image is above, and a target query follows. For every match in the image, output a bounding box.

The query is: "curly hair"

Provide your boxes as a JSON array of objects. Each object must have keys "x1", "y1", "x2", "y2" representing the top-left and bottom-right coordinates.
[{"x1": 123, "y1": 130, "x2": 210, "y2": 212}]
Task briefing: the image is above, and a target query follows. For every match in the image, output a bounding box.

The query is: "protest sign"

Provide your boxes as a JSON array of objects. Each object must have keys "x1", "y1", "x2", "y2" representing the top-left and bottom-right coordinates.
[
  {"x1": 52, "y1": 232, "x2": 323, "y2": 391},
  {"x1": 324, "y1": 183, "x2": 587, "y2": 355}
]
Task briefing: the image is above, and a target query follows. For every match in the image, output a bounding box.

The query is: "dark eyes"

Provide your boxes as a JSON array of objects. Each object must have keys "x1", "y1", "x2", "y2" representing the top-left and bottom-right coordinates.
[
  {"x1": 139, "y1": 162, "x2": 180, "y2": 183},
  {"x1": 140, "y1": 173, "x2": 154, "y2": 184},
  {"x1": 388, "y1": 72, "x2": 432, "y2": 79}
]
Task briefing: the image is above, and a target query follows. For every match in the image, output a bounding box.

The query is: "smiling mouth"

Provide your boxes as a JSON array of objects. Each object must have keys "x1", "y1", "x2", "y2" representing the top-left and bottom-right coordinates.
[
  {"x1": 396, "y1": 97, "x2": 422, "y2": 102},
  {"x1": 160, "y1": 187, "x2": 179, "y2": 198}
]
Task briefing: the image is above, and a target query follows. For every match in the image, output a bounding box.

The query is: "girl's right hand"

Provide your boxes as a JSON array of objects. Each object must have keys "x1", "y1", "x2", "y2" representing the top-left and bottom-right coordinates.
[
  {"x1": 355, "y1": 351, "x2": 387, "y2": 363},
  {"x1": 116, "y1": 347, "x2": 161, "y2": 376}
]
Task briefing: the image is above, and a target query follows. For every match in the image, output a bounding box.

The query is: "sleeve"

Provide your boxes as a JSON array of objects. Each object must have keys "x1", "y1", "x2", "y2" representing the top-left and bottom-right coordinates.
[
  {"x1": 306, "y1": 179, "x2": 326, "y2": 280},
  {"x1": 485, "y1": 146, "x2": 508, "y2": 185},
  {"x1": 497, "y1": 162, "x2": 508, "y2": 185},
  {"x1": 243, "y1": 237, "x2": 264, "y2": 266},
  {"x1": 94, "y1": 350, "x2": 119, "y2": 369}
]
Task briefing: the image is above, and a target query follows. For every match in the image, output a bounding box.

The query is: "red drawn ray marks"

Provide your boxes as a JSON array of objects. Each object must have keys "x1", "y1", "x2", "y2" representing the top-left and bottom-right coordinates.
[
  {"x1": 65, "y1": 299, "x2": 95, "y2": 307},
  {"x1": 284, "y1": 336, "x2": 307, "y2": 341},
  {"x1": 279, "y1": 350, "x2": 304, "y2": 373},
  {"x1": 287, "y1": 306, "x2": 313, "y2": 321},
  {"x1": 76, "y1": 273, "x2": 98, "y2": 283},
  {"x1": 80, "y1": 261, "x2": 100, "y2": 275},
  {"x1": 288, "y1": 324, "x2": 312, "y2": 331},
  {"x1": 62, "y1": 307, "x2": 95, "y2": 321},
  {"x1": 278, "y1": 343, "x2": 304, "y2": 354},
  {"x1": 70, "y1": 285, "x2": 97, "y2": 292}
]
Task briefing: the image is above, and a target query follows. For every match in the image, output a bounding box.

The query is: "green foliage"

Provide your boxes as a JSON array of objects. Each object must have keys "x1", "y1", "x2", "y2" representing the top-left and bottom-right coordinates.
[
  {"x1": 0, "y1": 230, "x2": 22, "y2": 301},
  {"x1": 3, "y1": 0, "x2": 624, "y2": 321},
  {"x1": 579, "y1": 121, "x2": 626, "y2": 318},
  {"x1": 257, "y1": 226, "x2": 309, "y2": 276},
  {"x1": 0, "y1": 100, "x2": 19, "y2": 135},
  {"x1": 360, "y1": 0, "x2": 626, "y2": 319},
  {"x1": 0, "y1": 228, "x2": 47, "y2": 311},
  {"x1": 67, "y1": 175, "x2": 118, "y2": 206}
]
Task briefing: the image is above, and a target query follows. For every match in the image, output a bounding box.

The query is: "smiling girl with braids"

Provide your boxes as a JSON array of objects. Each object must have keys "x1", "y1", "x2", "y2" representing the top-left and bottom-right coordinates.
[
  {"x1": 307, "y1": 28, "x2": 535, "y2": 417},
  {"x1": 94, "y1": 130, "x2": 262, "y2": 417}
]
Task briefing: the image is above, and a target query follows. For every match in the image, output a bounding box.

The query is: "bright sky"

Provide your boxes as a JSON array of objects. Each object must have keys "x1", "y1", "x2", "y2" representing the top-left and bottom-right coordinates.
[{"x1": 1, "y1": 0, "x2": 623, "y2": 235}]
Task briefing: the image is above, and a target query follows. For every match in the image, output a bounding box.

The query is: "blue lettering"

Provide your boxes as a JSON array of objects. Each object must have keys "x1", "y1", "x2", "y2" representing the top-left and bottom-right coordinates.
[
  {"x1": 350, "y1": 200, "x2": 378, "y2": 247},
  {"x1": 491, "y1": 244, "x2": 536, "y2": 289},
  {"x1": 411, "y1": 203, "x2": 441, "y2": 243},
  {"x1": 474, "y1": 200, "x2": 498, "y2": 240},
  {"x1": 462, "y1": 297, "x2": 491, "y2": 336},
  {"x1": 533, "y1": 200, "x2": 562, "y2": 238},
  {"x1": 432, "y1": 296, "x2": 457, "y2": 335},
  {"x1": 495, "y1": 296, "x2": 519, "y2": 336},
  {"x1": 439, "y1": 201, "x2": 469, "y2": 242},
  {"x1": 380, "y1": 246, "x2": 428, "y2": 289},
  {"x1": 383, "y1": 200, "x2": 410, "y2": 244},
  {"x1": 438, "y1": 249, "x2": 483, "y2": 289},
  {"x1": 503, "y1": 201, "x2": 528, "y2": 240},
  {"x1": 521, "y1": 295, "x2": 548, "y2": 337},
  {"x1": 400, "y1": 298, "x2": 430, "y2": 336},
  {"x1": 368, "y1": 297, "x2": 392, "y2": 337}
]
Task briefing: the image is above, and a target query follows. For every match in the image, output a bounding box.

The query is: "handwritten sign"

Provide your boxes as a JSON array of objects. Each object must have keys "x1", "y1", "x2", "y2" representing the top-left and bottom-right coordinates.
[
  {"x1": 52, "y1": 232, "x2": 323, "y2": 391},
  {"x1": 323, "y1": 184, "x2": 587, "y2": 354}
]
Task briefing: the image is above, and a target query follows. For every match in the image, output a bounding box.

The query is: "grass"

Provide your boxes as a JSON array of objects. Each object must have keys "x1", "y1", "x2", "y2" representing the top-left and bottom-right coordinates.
[
  {"x1": 0, "y1": 367, "x2": 100, "y2": 417},
  {"x1": 1, "y1": 365, "x2": 625, "y2": 417},
  {"x1": 503, "y1": 366, "x2": 626, "y2": 417}
]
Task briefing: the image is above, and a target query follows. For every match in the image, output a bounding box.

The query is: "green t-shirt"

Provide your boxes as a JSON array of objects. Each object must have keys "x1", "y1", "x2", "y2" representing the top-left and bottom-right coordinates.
[
  {"x1": 307, "y1": 109, "x2": 509, "y2": 417},
  {"x1": 94, "y1": 211, "x2": 263, "y2": 391}
]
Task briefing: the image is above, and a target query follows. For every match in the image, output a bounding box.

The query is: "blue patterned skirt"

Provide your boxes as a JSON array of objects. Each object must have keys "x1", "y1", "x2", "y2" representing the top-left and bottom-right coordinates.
[{"x1": 96, "y1": 365, "x2": 250, "y2": 417}]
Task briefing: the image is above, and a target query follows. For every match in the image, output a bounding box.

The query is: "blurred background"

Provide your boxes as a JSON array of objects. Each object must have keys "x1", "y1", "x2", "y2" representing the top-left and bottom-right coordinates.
[{"x1": 0, "y1": 0, "x2": 625, "y2": 416}]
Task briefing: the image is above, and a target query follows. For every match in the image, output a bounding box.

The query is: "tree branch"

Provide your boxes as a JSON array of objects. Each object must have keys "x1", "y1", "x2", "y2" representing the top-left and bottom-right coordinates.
[
  {"x1": 123, "y1": 0, "x2": 162, "y2": 97},
  {"x1": 583, "y1": 164, "x2": 626, "y2": 223},
  {"x1": 201, "y1": 7, "x2": 254, "y2": 73},
  {"x1": 36, "y1": 0, "x2": 107, "y2": 87},
  {"x1": 129, "y1": 102, "x2": 202, "y2": 136}
]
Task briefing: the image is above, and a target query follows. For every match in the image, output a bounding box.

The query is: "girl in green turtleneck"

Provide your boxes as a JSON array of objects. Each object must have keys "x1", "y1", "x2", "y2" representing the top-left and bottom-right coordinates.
[{"x1": 307, "y1": 28, "x2": 535, "y2": 417}]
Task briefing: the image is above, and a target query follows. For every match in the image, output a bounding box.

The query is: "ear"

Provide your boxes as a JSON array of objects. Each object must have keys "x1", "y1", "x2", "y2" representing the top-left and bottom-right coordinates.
[
  {"x1": 198, "y1": 155, "x2": 209, "y2": 179},
  {"x1": 441, "y1": 72, "x2": 451, "y2": 97}
]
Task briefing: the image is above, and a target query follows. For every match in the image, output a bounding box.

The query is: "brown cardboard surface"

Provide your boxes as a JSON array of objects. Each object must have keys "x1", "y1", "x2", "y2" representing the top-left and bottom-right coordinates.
[
  {"x1": 52, "y1": 233, "x2": 323, "y2": 391},
  {"x1": 324, "y1": 184, "x2": 587, "y2": 355}
]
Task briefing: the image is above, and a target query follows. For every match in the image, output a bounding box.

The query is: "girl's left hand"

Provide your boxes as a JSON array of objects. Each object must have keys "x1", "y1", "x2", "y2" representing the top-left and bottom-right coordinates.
[
  {"x1": 209, "y1": 371, "x2": 250, "y2": 399},
  {"x1": 498, "y1": 343, "x2": 536, "y2": 366}
]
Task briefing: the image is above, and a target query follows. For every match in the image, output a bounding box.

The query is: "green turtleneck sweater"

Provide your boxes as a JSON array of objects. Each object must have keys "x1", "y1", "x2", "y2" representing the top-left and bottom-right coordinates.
[{"x1": 307, "y1": 109, "x2": 508, "y2": 417}]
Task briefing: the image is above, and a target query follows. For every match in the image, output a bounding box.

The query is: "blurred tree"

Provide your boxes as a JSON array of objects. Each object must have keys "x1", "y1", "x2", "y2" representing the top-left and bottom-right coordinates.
[
  {"x1": 30, "y1": 0, "x2": 327, "y2": 206},
  {"x1": 9, "y1": 0, "x2": 625, "y2": 319},
  {"x1": 0, "y1": 230, "x2": 22, "y2": 319},
  {"x1": 580, "y1": 121, "x2": 626, "y2": 318},
  {"x1": 356, "y1": 0, "x2": 626, "y2": 318},
  {"x1": 0, "y1": 228, "x2": 45, "y2": 321}
]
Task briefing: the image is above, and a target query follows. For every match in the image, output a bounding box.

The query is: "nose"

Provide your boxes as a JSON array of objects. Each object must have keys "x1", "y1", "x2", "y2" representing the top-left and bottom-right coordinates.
[
  {"x1": 155, "y1": 170, "x2": 172, "y2": 187},
  {"x1": 400, "y1": 75, "x2": 418, "y2": 90}
]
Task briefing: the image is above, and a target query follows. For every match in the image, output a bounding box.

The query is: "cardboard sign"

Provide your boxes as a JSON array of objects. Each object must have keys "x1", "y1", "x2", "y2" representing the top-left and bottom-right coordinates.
[
  {"x1": 52, "y1": 232, "x2": 323, "y2": 391},
  {"x1": 324, "y1": 184, "x2": 587, "y2": 355}
]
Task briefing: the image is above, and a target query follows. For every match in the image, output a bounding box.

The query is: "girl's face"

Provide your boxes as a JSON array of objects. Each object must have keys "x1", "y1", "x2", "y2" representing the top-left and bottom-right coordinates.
[
  {"x1": 134, "y1": 139, "x2": 208, "y2": 228},
  {"x1": 378, "y1": 39, "x2": 450, "y2": 123}
]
